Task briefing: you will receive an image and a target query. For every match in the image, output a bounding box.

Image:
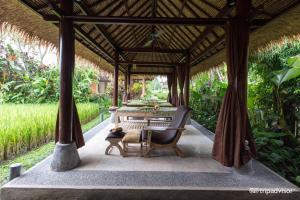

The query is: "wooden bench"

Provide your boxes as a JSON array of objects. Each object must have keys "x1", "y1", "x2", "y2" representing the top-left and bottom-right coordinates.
[{"x1": 105, "y1": 132, "x2": 125, "y2": 157}]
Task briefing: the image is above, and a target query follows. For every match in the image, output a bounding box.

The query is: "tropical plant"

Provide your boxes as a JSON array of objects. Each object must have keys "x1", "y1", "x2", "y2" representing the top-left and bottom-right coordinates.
[
  {"x1": 190, "y1": 68, "x2": 227, "y2": 131},
  {"x1": 0, "y1": 38, "x2": 109, "y2": 104},
  {"x1": 254, "y1": 130, "x2": 300, "y2": 186},
  {"x1": 270, "y1": 56, "x2": 300, "y2": 129},
  {"x1": 131, "y1": 82, "x2": 142, "y2": 96},
  {"x1": 248, "y1": 37, "x2": 300, "y2": 136}
]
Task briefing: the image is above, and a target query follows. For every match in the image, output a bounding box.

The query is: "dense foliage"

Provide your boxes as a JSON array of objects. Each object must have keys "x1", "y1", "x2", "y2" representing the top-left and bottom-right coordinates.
[
  {"x1": 249, "y1": 39, "x2": 300, "y2": 186},
  {"x1": 190, "y1": 68, "x2": 227, "y2": 131},
  {"x1": 254, "y1": 131, "x2": 300, "y2": 185},
  {"x1": 248, "y1": 39, "x2": 300, "y2": 136},
  {"x1": 0, "y1": 49, "x2": 100, "y2": 103},
  {"x1": 190, "y1": 36, "x2": 300, "y2": 186},
  {"x1": 0, "y1": 33, "x2": 114, "y2": 104},
  {"x1": 143, "y1": 77, "x2": 168, "y2": 100}
]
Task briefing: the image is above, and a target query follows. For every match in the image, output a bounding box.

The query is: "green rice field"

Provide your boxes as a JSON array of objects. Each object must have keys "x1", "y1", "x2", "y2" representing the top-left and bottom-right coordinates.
[{"x1": 0, "y1": 103, "x2": 99, "y2": 161}]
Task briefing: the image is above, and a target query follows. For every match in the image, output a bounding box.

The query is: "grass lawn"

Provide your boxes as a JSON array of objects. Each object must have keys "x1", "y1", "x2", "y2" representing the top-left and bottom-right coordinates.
[{"x1": 0, "y1": 115, "x2": 105, "y2": 186}]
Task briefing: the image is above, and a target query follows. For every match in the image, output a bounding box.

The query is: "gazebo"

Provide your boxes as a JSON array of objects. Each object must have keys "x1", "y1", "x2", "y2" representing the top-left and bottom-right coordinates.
[{"x1": 1, "y1": 0, "x2": 300, "y2": 199}]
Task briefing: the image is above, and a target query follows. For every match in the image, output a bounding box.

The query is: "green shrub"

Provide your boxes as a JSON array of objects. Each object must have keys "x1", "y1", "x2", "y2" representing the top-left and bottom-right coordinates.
[
  {"x1": 254, "y1": 130, "x2": 300, "y2": 186},
  {"x1": 190, "y1": 68, "x2": 227, "y2": 131},
  {"x1": 0, "y1": 43, "x2": 102, "y2": 104}
]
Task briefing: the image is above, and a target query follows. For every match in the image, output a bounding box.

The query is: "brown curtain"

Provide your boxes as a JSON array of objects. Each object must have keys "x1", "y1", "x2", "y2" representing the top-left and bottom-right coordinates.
[
  {"x1": 171, "y1": 71, "x2": 178, "y2": 106},
  {"x1": 212, "y1": 18, "x2": 256, "y2": 168},
  {"x1": 124, "y1": 75, "x2": 128, "y2": 103},
  {"x1": 167, "y1": 74, "x2": 173, "y2": 103},
  {"x1": 177, "y1": 66, "x2": 185, "y2": 106},
  {"x1": 55, "y1": 100, "x2": 85, "y2": 148},
  {"x1": 127, "y1": 72, "x2": 131, "y2": 100},
  {"x1": 122, "y1": 92, "x2": 127, "y2": 103}
]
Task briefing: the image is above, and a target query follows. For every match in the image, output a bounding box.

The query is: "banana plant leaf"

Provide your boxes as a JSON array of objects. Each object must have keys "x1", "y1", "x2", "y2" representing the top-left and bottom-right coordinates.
[{"x1": 271, "y1": 55, "x2": 300, "y2": 87}]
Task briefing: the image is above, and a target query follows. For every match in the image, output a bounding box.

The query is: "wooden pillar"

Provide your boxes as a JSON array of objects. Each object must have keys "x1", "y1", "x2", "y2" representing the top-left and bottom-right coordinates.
[
  {"x1": 184, "y1": 53, "x2": 190, "y2": 106},
  {"x1": 124, "y1": 72, "x2": 128, "y2": 102},
  {"x1": 59, "y1": 0, "x2": 74, "y2": 144},
  {"x1": 113, "y1": 51, "x2": 119, "y2": 107},
  {"x1": 127, "y1": 66, "x2": 131, "y2": 100},
  {"x1": 172, "y1": 68, "x2": 178, "y2": 106},
  {"x1": 141, "y1": 75, "x2": 146, "y2": 97}
]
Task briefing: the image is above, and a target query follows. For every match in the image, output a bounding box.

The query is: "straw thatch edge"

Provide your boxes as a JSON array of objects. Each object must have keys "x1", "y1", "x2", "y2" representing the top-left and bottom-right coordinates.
[
  {"x1": 191, "y1": 3, "x2": 300, "y2": 76},
  {"x1": 0, "y1": 0, "x2": 113, "y2": 73}
]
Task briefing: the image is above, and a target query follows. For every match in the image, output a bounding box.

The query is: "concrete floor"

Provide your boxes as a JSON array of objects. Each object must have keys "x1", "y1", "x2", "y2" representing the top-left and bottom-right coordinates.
[
  {"x1": 77, "y1": 123, "x2": 229, "y2": 173},
  {"x1": 1, "y1": 120, "x2": 299, "y2": 200}
]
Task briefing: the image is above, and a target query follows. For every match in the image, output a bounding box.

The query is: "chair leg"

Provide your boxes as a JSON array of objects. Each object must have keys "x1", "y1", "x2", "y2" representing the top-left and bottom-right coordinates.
[
  {"x1": 115, "y1": 143, "x2": 125, "y2": 157},
  {"x1": 174, "y1": 146, "x2": 184, "y2": 158},
  {"x1": 105, "y1": 144, "x2": 113, "y2": 155},
  {"x1": 143, "y1": 147, "x2": 152, "y2": 157},
  {"x1": 123, "y1": 142, "x2": 127, "y2": 152}
]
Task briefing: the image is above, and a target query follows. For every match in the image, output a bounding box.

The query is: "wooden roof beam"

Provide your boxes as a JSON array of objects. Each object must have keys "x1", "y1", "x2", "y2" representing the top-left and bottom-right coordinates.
[
  {"x1": 123, "y1": 0, "x2": 138, "y2": 42},
  {"x1": 75, "y1": 1, "x2": 128, "y2": 63},
  {"x1": 76, "y1": 1, "x2": 118, "y2": 50},
  {"x1": 44, "y1": 16, "x2": 228, "y2": 26},
  {"x1": 189, "y1": 6, "x2": 233, "y2": 52},
  {"x1": 158, "y1": 0, "x2": 202, "y2": 37},
  {"x1": 121, "y1": 26, "x2": 151, "y2": 48},
  {"x1": 74, "y1": 25, "x2": 114, "y2": 62},
  {"x1": 119, "y1": 61, "x2": 180, "y2": 66},
  {"x1": 131, "y1": 65, "x2": 174, "y2": 68},
  {"x1": 106, "y1": 0, "x2": 146, "y2": 31},
  {"x1": 131, "y1": 72, "x2": 172, "y2": 75},
  {"x1": 45, "y1": 15, "x2": 267, "y2": 27},
  {"x1": 177, "y1": 6, "x2": 233, "y2": 63},
  {"x1": 166, "y1": 0, "x2": 188, "y2": 48},
  {"x1": 108, "y1": 1, "x2": 151, "y2": 40},
  {"x1": 121, "y1": 47, "x2": 186, "y2": 54}
]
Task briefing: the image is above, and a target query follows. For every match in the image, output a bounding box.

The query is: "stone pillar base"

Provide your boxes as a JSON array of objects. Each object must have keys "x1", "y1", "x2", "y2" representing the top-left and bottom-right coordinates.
[
  {"x1": 51, "y1": 142, "x2": 80, "y2": 172},
  {"x1": 186, "y1": 113, "x2": 191, "y2": 125},
  {"x1": 233, "y1": 159, "x2": 255, "y2": 175},
  {"x1": 109, "y1": 106, "x2": 118, "y2": 123}
]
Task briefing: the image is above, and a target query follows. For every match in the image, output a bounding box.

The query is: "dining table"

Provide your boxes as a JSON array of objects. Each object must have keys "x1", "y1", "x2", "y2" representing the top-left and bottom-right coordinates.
[
  {"x1": 115, "y1": 106, "x2": 177, "y2": 127},
  {"x1": 126, "y1": 100, "x2": 173, "y2": 107}
]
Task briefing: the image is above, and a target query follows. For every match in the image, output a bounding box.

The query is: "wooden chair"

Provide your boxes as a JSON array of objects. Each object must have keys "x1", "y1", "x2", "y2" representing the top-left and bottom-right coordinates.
[{"x1": 141, "y1": 106, "x2": 192, "y2": 157}]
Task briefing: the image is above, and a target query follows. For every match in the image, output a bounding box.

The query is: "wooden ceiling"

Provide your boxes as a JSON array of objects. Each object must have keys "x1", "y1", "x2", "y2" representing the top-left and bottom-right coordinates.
[{"x1": 19, "y1": 0, "x2": 300, "y2": 74}]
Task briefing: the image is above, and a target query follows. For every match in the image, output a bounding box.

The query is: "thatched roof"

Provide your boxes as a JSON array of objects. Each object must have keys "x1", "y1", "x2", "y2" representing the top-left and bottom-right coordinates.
[
  {"x1": 0, "y1": 0, "x2": 113, "y2": 72},
  {"x1": 191, "y1": 2, "x2": 300, "y2": 75},
  {"x1": 1, "y1": 0, "x2": 300, "y2": 75}
]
